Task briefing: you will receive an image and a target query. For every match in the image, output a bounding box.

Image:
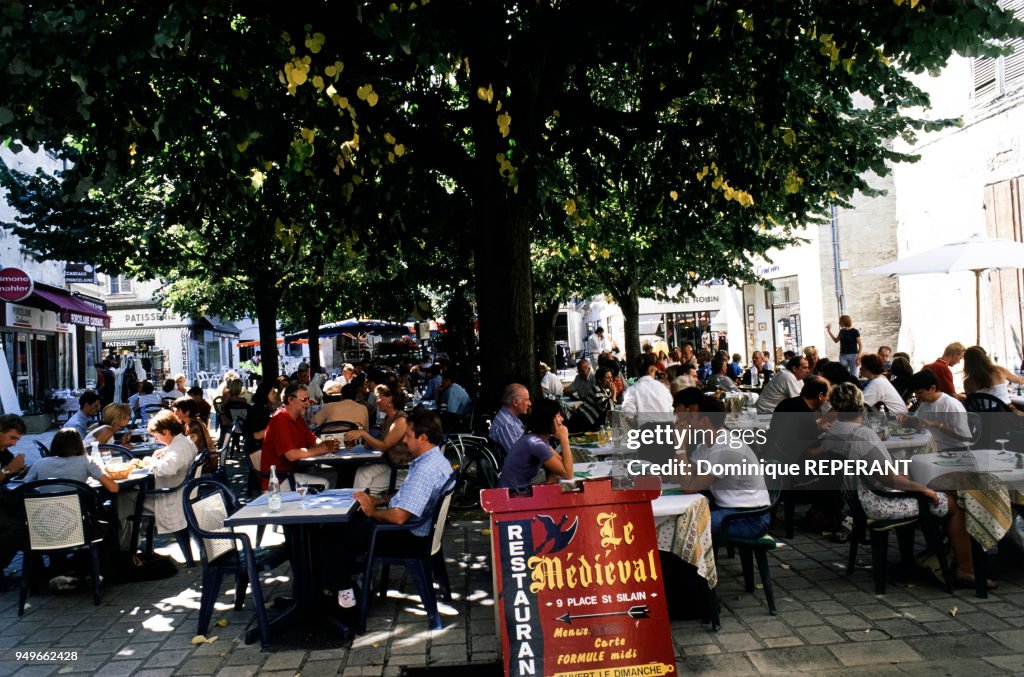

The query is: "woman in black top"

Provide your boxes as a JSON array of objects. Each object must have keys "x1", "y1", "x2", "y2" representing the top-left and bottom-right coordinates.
[{"x1": 826, "y1": 314, "x2": 862, "y2": 378}]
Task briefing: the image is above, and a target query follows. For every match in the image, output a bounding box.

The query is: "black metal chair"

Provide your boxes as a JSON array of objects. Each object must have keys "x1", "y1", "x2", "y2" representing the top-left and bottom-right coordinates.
[
  {"x1": 441, "y1": 434, "x2": 501, "y2": 510},
  {"x1": 127, "y1": 453, "x2": 207, "y2": 567},
  {"x1": 843, "y1": 488, "x2": 952, "y2": 595},
  {"x1": 33, "y1": 441, "x2": 50, "y2": 458},
  {"x1": 182, "y1": 478, "x2": 287, "y2": 648},
  {"x1": 14, "y1": 479, "x2": 106, "y2": 616},
  {"x1": 357, "y1": 474, "x2": 457, "y2": 634},
  {"x1": 714, "y1": 488, "x2": 780, "y2": 616}
]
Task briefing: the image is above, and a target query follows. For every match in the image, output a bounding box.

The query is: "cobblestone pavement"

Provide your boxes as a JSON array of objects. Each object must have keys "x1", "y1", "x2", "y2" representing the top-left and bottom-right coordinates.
[{"x1": 1, "y1": 429, "x2": 1023, "y2": 675}]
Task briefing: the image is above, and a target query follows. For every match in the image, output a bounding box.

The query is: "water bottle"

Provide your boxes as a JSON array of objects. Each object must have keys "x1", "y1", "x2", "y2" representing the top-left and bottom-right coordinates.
[
  {"x1": 268, "y1": 465, "x2": 282, "y2": 513},
  {"x1": 751, "y1": 368, "x2": 759, "y2": 389},
  {"x1": 90, "y1": 441, "x2": 102, "y2": 468}
]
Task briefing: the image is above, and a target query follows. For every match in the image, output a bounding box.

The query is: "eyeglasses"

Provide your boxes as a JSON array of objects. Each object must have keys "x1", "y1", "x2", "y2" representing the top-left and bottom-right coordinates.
[{"x1": 297, "y1": 397, "x2": 311, "y2": 402}]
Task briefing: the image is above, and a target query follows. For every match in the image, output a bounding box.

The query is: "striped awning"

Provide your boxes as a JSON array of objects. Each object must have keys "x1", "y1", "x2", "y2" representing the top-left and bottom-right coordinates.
[{"x1": 101, "y1": 328, "x2": 156, "y2": 347}]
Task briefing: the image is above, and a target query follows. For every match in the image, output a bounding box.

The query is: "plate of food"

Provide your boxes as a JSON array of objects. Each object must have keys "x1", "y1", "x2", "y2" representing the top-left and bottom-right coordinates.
[
  {"x1": 893, "y1": 427, "x2": 918, "y2": 436},
  {"x1": 938, "y1": 450, "x2": 963, "y2": 458}
]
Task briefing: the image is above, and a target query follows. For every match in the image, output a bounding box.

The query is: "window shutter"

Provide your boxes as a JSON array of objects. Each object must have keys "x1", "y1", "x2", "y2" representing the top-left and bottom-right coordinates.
[{"x1": 973, "y1": 57, "x2": 998, "y2": 102}]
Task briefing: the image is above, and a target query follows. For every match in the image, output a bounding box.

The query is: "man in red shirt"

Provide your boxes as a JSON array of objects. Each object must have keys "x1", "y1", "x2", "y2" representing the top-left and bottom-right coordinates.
[
  {"x1": 260, "y1": 383, "x2": 340, "y2": 490},
  {"x1": 923, "y1": 342, "x2": 965, "y2": 397}
]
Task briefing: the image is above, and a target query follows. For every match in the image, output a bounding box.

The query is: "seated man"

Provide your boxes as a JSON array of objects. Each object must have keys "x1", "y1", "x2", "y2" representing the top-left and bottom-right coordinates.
[
  {"x1": 261, "y1": 384, "x2": 340, "y2": 490},
  {"x1": 330, "y1": 411, "x2": 453, "y2": 608},
  {"x1": 312, "y1": 382, "x2": 370, "y2": 432},
  {"x1": 899, "y1": 370, "x2": 972, "y2": 450},
  {"x1": 677, "y1": 395, "x2": 771, "y2": 540},
  {"x1": 566, "y1": 359, "x2": 596, "y2": 401},
  {"x1": 756, "y1": 355, "x2": 809, "y2": 414},
  {"x1": 490, "y1": 383, "x2": 530, "y2": 455},
  {"x1": 437, "y1": 372, "x2": 472, "y2": 416},
  {"x1": 66, "y1": 390, "x2": 101, "y2": 440},
  {"x1": 539, "y1": 362, "x2": 563, "y2": 399}
]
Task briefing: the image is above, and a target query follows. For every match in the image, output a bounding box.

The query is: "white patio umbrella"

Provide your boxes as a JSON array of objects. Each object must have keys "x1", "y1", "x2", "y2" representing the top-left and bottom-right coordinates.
[{"x1": 861, "y1": 234, "x2": 1024, "y2": 345}]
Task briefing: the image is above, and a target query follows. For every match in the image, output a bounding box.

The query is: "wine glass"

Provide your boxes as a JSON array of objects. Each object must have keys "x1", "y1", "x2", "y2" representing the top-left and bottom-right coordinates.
[
  {"x1": 996, "y1": 438, "x2": 1010, "y2": 454},
  {"x1": 295, "y1": 484, "x2": 309, "y2": 509}
]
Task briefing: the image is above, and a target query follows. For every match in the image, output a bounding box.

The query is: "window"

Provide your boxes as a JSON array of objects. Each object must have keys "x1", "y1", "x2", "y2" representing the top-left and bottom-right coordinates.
[
  {"x1": 971, "y1": 0, "x2": 1024, "y2": 103},
  {"x1": 108, "y1": 275, "x2": 133, "y2": 295}
]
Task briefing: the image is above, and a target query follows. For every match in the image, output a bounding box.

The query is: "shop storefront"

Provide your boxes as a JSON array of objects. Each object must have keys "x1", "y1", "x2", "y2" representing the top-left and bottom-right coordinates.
[
  {"x1": 636, "y1": 284, "x2": 746, "y2": 357},
  {"x1": 103, "y1": 306, "x2": 238, "y2": 385},
  {"x1": 0, "y1": 281, "x2": 109, "y2": 410}
]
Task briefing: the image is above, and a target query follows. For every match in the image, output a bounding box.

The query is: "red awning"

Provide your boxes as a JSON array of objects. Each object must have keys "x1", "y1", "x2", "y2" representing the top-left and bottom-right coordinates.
[
  {"x1": 31, "y1": 288, "x2": 110, "y2": 328},
  {"x1": 237, "y1": 337, "x2": 285, "y2": 348}
]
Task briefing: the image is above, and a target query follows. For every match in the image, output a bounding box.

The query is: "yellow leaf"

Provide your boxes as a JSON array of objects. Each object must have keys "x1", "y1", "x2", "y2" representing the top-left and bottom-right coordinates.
[
  {"x1": 387, "y1": 151, "x2": 395, "y2": 163},
  {"x1": 600, "y1": 248, "x2": 610, "y2": 259},
  {"x1": 384, "y1": 132, "x2": 396, "y2": 145},
  {"x1": 312, "y1": 75, "x2": 324, "y2": 91},
  {"x1": 496, "y1": 112, "x2": 511, "y2": 137},
  {"x1": 552, "y1": 109, "x2": 560, "y2": 117},
  {"x1": 910, "y1": 0, "x2": 919, "y2": 6},
  {"x1": 742, "y1": 17, "x2": 754, "y2": 32},
  {"x1": 784, "y1": 169, "x2": 803, "y2": 194},
  {"x1": 356, "y1": 84, "x2": 373, "y2": 100},
  {"x1": 782, "y1": 128, "x2": 796, "y2": 146},
  {"x1": 495, "y1": 100, "x2": 502, "y2": 112},
  {"x1": 300, "y1": 127, "x2": 315, "y2": 144},
  {"x1": 215, "y1": 619, "x2": 229, "y2": 627},
  {"x1": 389, "y1": 2, "x2": 399, "y2": 9},
  {"x1": 326, "y1": 84, "x2": 337, "y2": 97},
  {"x1": 236, "y1": 139, "x2": 250, "y2": 152},
  {"x1": 564, "y1": 198, "x2": 576, "y2": 215},
  {"x1": 367, "y1": 92, "x2": 379, "y2": 107},
  {"x1": 669, "y1": 190, "x2": 679, "y2": 201},
  {"x1": 191, "y1": 635, "x2": 217, "y2": 645},
  {"x1": 394, "y1": 144, "x2": 405, "y2": 156}
]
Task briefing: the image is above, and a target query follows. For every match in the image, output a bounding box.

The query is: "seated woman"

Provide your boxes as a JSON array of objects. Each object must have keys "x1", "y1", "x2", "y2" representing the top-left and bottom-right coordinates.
[
  {"x1": 499, "y1": 399, "x2": 573, "y2": 489},
  {"x1": 344, "y1": 384, "x2": 410, "y2": 494},
  {"x1": 116, "y1": 411, "x2": 198, "y2": 551},
  {"x1": 173, "y1": 397, "x2": 218, "y2": 473},
  {"x1": 962, "y1": 345, "x2": 1024, "y2": 406},
  {"x1": 84, "y1": 403, "x2": 133, "y2": 449},
  {"x1": 566, "y1": 368, "x2": 614, "y2": 433},
  {"x1": 823, "y1": 383, "x2": 984, "y2": 587},
  {"x1": 25, "y1": 428, "x2": 119, "y2": 493}
]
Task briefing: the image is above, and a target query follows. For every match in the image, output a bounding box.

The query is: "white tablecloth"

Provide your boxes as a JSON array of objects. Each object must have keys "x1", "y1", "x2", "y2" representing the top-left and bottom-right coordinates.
[{"x1": 910, "y1": 449, "x2": 1024, "y2": 488}]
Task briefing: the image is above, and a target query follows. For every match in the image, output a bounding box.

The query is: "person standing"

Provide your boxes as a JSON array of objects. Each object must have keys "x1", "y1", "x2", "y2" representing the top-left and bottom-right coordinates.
[
  {"x1": 826, "y1": 315, "x2": 862, "y2": 378},
  {"x1": 97, "y1": 360, "x2": 116, "y2": 407},
  {"x1": 923, "y1": 342, "x2": 966, "y2": 397},
  {"x1": 586, "y1": 327, "x2": 611, "y2": 366}
]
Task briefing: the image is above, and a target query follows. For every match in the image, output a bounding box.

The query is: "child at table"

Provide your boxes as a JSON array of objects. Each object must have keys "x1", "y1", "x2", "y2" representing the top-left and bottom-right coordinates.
[{"x1": 25, "y1": 428, "x2": 120, "y2": 494}]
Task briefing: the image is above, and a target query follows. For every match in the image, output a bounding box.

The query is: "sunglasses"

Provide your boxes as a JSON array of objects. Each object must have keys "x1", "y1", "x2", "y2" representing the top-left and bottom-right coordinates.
[{"x1": 296, "y1": 396, "x2": 311, "y2": 402}]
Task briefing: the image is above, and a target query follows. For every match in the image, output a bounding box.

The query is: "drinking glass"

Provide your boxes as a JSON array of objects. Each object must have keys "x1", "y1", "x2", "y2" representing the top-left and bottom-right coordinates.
[
  {"x1": 100, "y1": 451, "x2": 112, "y2": 467},
  {"x1": 997, "y1": 438, "x2": 1010, "y2": 453},
  {"x1": 295, "y1": 484, "x2": 309, "y2": 509}
]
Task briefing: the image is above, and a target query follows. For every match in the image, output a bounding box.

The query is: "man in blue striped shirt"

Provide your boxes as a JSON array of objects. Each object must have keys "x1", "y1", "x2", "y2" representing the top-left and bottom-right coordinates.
[
  {"x1": 489, "y1": 383, "x2": 530, "y2": 454},
  {"x1": 331, "y1": 411, "x2": 454, "y2": 609}
]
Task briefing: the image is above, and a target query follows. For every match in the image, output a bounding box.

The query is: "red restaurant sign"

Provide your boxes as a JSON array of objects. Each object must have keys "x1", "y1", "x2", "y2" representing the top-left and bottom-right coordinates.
[
  {"x1": 0, "y1": 268, "x2": 33, "y2": 303},
  {"x1": 482, "y1": 479, "x2": 676, "y2": 677}
]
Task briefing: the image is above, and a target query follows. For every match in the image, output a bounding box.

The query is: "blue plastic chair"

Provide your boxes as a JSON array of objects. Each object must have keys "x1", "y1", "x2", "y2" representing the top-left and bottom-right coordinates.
[
  {"x1": 357, "y1": 474, "x2": 457, "y2": 634},
  {"x1": 182, "y1": 478, "x2": 287, "y2": 648},
  {"x1": 127, "y1": 453, "x2": 206, "y2": 567}
]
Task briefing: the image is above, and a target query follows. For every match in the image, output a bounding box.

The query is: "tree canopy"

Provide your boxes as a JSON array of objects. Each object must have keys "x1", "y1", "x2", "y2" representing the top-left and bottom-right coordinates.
[{"x1": 1, "y1": 1, "x2": 1021, "y2": 399}]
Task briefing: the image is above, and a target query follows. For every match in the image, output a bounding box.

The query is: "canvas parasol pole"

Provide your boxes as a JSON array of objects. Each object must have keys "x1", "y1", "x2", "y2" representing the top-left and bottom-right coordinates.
[{"x1": 974, "y1": 269, "x2": 982, "y2": 346}]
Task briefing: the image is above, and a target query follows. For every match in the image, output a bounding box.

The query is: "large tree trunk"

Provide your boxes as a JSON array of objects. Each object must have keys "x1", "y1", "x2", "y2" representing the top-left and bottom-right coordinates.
[
  {"x1": 617, "y1": 289, "x2": 642, "y2": 378},
  {"x1": 469, "y1": 22, "x2": 536, "y2": 407},
  {"x1": 253, "y1": 273, "x2": 282, "y2": 384},
  {"x1": 535, "y1": 298, "x2": 561, "y2": 371}
]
